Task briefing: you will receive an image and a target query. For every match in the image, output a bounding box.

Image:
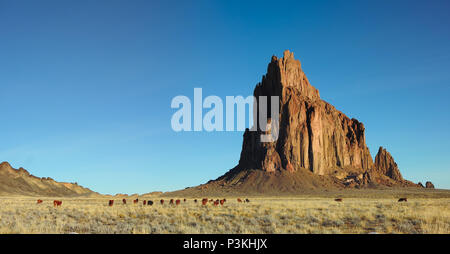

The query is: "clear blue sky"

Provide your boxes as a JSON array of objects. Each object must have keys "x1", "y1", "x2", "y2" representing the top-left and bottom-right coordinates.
[{"x1": 1, "y1": 0, "x2": 449, "y2": 194}]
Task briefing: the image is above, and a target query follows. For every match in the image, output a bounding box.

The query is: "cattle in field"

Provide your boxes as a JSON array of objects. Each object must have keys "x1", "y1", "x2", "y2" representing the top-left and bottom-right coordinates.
[
  {"x1": 53, "y1": 200, "x2": 62, "y2": 207},
  {"x1": 147, "y1": 200, "x2": 153, "y2": 206},
  {"x1": 245, "y1": 198, "x2": 250, "y2": 203},
  {"x1": 36, "y1": 199, "x2": 43, "y2": 204},
  {"x1": 209, "y1": 199, "x2": 213, "y2": 202},
  {"x1": 133, "y1": 199, "x2": 139, "y2": 204},
  {"x1": 170, "y1": 199, "x2": 174, "y2": 205},
  {"x1": 213, "y1": 200, "x2": 219, "y2": 206},
  {"x1": 334, "y1": 198, "x2": 343, "y2": 202},
  {"x1": 194, "y1": 199, "x2": 198, "y2": 203},
  {"x1": 122, "y1": 199, "x2": 127, "y2": 205},
  {"x1": 143, "y1": 200, "x2": 147, "y2": 205},
  {"x1": 183, "y1": 198, "x2": 186, "y2": 202},
  {"x1": 398, "y1": 198, "x2": 408, "y2": 202},
  {"x1": 220, "y1": 199, "x2": 225, "y2": 205},
  {"x1": 160, "y1": 199, "x2": 164, "y2": 205},
  {"x1": 176, "y1": 199, "x2": 181, "y2": 205},
  {"x1": 108, "y1": 200, "x2": 114, "y2": 206},
  {"x1": 202, "y1": 198, "x2": 208, "y2": 205},
  {"x1": 237, "y1": 198, "x2": 242, "y2": 203}
]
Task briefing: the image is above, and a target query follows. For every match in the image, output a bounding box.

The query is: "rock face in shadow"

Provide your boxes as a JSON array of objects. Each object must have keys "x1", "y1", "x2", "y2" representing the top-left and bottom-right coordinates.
[{"x1": 238, "y1": 50, "x2": 373, "y2": 175}]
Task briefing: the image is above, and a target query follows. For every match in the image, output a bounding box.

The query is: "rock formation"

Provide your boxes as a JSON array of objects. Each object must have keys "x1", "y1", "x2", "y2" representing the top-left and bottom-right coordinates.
[
  {"x1": 0, "y1": 161, "x2": 98, "y2": 197},
  {"x1": 176, "y1": 50, "x2": 420, "y2": 195},
  {"x1": 239, "y1": 50, "x2": 373, "y2": 175},
  {"x1": 373, "y1": 147, "x2": 404, "y2": 181},
  {"x1": 426, "y1": 181, "x2": 435, "y2": 189}
]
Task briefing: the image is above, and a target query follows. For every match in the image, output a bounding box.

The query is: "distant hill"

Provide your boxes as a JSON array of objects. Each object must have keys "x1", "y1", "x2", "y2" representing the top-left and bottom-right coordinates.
[{"x1": 0, "y1": 161, "x2": 99, "y2": 197}]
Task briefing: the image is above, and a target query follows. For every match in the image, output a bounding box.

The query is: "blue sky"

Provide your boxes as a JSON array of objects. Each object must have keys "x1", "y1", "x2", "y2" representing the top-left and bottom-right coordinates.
[{"x1": 1, "y1": 0, "x2": 449, "y2": 194}]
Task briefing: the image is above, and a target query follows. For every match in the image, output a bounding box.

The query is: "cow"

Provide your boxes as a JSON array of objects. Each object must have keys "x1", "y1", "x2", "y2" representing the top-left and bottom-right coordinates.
[
  {"x1": 122, "y1": 199, "x2": 127, "y2": 205},
  {"x1": 209, "y1": 199, "x2": 213, "y2": 202},
  {"x1": 220, "y1": 199, "x2": 225, "y2": 205},
  {"x1": 160, "y1": 199, "x2": 164, "y2": 205},
  {"x1": 245, "y1": 198, "x2": 250, "y2": 203},
  {"x1": 237, "y1": 198, "x2": 242, "y2": 203},
  {"x1": 334, "y1": 198, "x2": 343, "y2": 202},
  {"x1": 213, "y1": 200, "x2": 219, "y2": 206},
  {"x1": 133, "y1": 199, "x2": 139, "y2": 204},
  {"x1": 194, "y1": 199, "x2": 198, "y2": 203},
  {"x1": 170, "y1": 199, "x2": 174, "y2": 205},
  {"x1": 36, "y1": 199, "x2": 43, "y2": 204},
  {"x1": 398, "y1": 198, "x2": 408, "y2": 202},
  {"x1": 176, "y1": 199, "x2": 181, "y2": 205},
  {"x1": 183, "y1": 198, "x2": 186, "y2": 202},
  {"x1": 147, "y1": 200, "x2": 153, "y2": 206},
  {"x1": 143, "y1": 200, "x2": 147, "y2": 205},
  {"x1": 108, "y1": 200, "x2": 114, "y2": 206},
  {"x1": 53, "y1": 200, "x2": 62, "y2": 207},
  {"x1": 202, "y1": 198, "x2": 208, "y2": 205}
]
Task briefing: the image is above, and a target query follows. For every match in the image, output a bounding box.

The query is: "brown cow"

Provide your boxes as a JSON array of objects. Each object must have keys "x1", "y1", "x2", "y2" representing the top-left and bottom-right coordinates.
[
  {"x1": 53, "y1": 200, "x2": 62, "y2": 207},
  {"x1": 213, "y1": 200, "x2": 219, "y2": 206},
  {"x1": 122, "y1": 199, "x2": 127, "y2": 205},
  {"x1": 160, "y1": 199, "x2": 164, "y2": 205},
  {"x1": 237, "y1": 198, "x2": 242, "y2": 203},
  {"x1": 36, "y1": 199, "x2": 43, "y2": 204},
  {"x1": 133, "y1": 199, "x2": 139, "y2": 204},
  {"x1": 176, "y1": 199, "x2": 181, "y2": 205},
  {"x1": 143, "y1": 200, "x2": 147, "y2": 205},
  {"x1": 147, "y1": 200, "x2": 153, "y2": 206},
  {"x1": 334, "y1": 198, "x2": 343, "y2": 202},
  {"x1": 170, "y1": 199, "x2": 174, "y2": 205},
  {"x1": 202, "y1": 198, "x2": 208, "y2": 205},
  {"x1": 220, "y1": 199, "x2": 225, "y2": 205},
  {"x1": 108, "y1": 200, "x2": 114, "y2": 206},
  {"x1": 398, "y1": 198, "x2": 408, "y2": 202}
]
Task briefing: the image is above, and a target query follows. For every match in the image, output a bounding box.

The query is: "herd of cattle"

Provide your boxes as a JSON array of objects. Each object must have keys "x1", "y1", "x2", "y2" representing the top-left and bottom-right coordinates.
[{"x1": 35, "y1": 197, "x2": 409, "y2": 207}]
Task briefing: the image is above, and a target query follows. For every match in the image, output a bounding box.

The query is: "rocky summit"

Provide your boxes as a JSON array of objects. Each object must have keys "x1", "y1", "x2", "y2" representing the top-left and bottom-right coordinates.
[{"x1": 183, "y1": 50, "x2": 425, "y2": 194}]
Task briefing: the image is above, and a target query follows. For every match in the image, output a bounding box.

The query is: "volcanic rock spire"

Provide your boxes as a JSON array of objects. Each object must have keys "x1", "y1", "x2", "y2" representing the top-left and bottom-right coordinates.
[{"x1": 238, "y1": 50, "x2": 373, "y2": 175}]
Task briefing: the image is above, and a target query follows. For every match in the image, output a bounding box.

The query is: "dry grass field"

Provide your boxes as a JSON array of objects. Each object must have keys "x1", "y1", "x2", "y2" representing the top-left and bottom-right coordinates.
[{"x1": 0, "y1": 195, "x2": 449, "y2": 234}]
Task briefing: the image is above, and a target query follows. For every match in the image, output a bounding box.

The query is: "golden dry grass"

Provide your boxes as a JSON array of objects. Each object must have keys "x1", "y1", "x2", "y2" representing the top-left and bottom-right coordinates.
[{"x1": 0, "y1": 196, "x2": 448, "y2": 234}]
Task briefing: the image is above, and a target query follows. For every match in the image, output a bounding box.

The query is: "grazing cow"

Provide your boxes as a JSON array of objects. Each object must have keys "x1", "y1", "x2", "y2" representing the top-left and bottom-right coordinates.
[
  {"x1": 108, "y1": 200, "x2": 114, "y2": 206},
  {"x1": 334, "y1": 198, "x2": 343, "y2": 202},
  {"x1": 237, "y1": 198, "x2": 242, "y2": 203},
  {"x1": 133, "y1": 199, "x2": 139, "y2": 204},
  {"x1": 183, "y1": 198, "x2": 186, "y2": 202},
  {"x1": 147, "y1": 200, "x2": 153, "y2": 206},
  {"x1": 122, "y1": 199, "x2": 127, "y2": 205},
  {"x1": 398, "y1": 198, "x2": 408, "y2": 202},
  {"x1": 245, "y1": 198, "x2": 250, "y2": 203},
  {"x1": 213, "y1": 200, "x2": 219, "y2": 206},
  {"x1": 170, "y1": 199, "x2": 174, "y2": 205},
  {"x1": 160, "y1": 199, "x2": 164, "y2": 205},
  {"x1": 209, "y1": 199, "x2": 213, "y2": 202},
  {"x1": 223, "y1": 198, "x2": 226, "y2": 202},
  {"x1": 36, "y1": 199, "x2": 43, "y2": 204},
  {"x1": 194, "y1": 199, "x2": 198, "y2": 203},
  {"x1": 220, "y1": 199, "x2": 225, "y2": 205},
  {"x1": 143, "y1": 200, "x2": 147, "y2": 205},
  {"x1": 202, "y1": 198, "x2": 208, "y2": 205},
  {"x1": 176, "y1": 199, "x2": 181, "y2": 205},
  {"x1": 53, "y1": 200, "x2": 62, "y2": 207}
]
